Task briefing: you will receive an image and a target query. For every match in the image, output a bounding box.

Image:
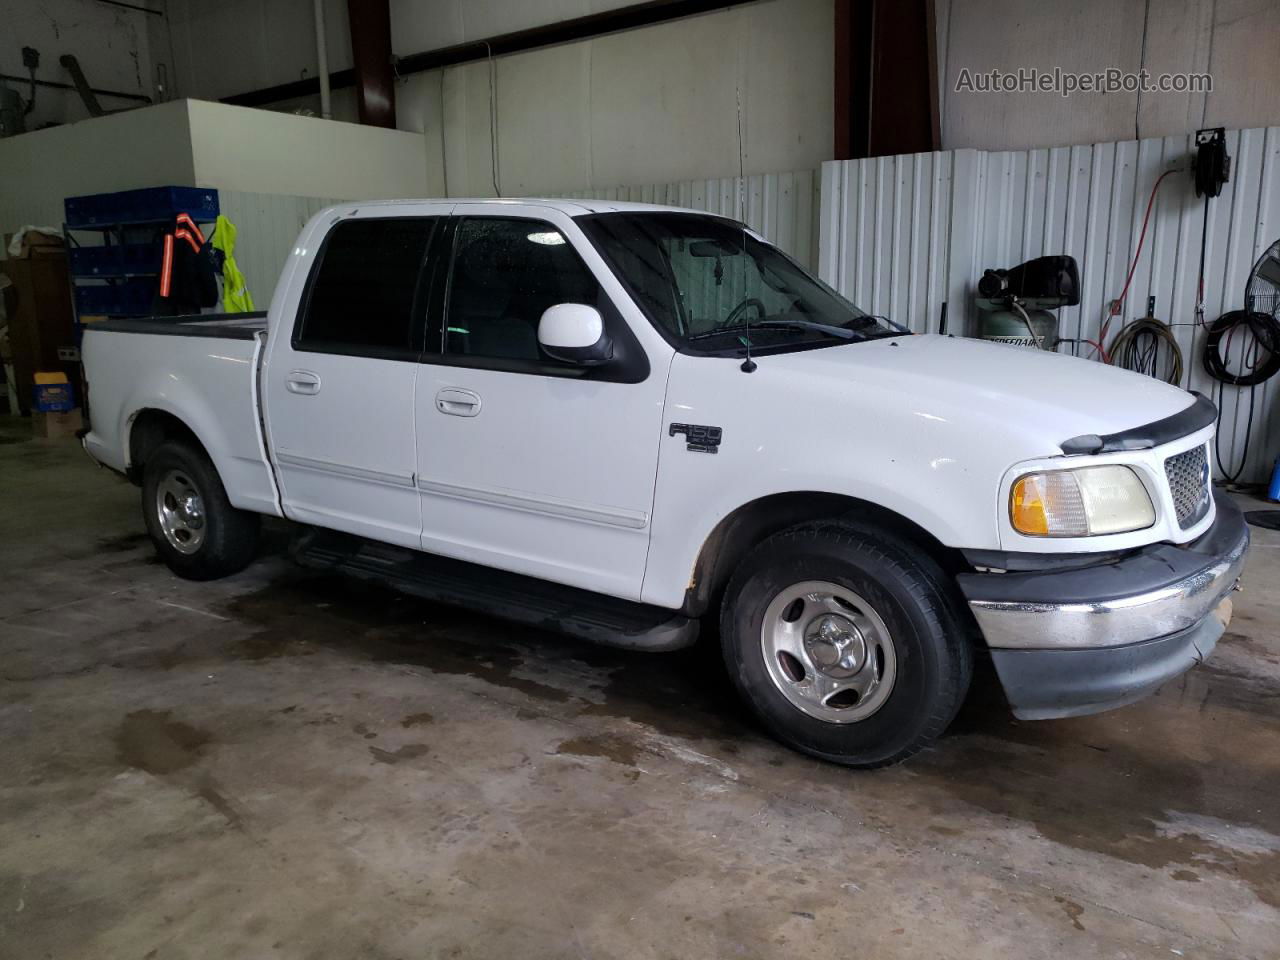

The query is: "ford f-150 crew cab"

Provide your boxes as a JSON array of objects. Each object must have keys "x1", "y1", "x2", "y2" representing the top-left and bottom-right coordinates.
[{"x1": 80, "y1": 198, "x2": 1249, "y2": 767}]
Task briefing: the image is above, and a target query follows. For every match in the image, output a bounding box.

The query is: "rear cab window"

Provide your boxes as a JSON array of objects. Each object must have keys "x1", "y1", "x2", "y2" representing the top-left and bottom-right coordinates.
[{"x1": 294, "y1": 217, "x2": 438, "y2": 358}]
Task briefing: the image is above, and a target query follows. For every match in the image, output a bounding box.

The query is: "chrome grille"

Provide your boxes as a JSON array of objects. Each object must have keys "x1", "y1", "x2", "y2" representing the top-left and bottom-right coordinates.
[{"x1": 1164, "y1": 444, "x2": 1210, "y2": 529}]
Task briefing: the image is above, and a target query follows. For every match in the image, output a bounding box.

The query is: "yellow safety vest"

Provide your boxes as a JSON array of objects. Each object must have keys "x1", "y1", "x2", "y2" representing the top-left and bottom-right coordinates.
[{"x1": 210, "y1": 215, "x2": 254, "y2": 313}]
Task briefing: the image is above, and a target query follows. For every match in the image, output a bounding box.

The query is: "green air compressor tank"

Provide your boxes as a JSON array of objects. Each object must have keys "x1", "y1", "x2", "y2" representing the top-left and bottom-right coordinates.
[{"x1": 975, "y1": 301, "x2": 1060, "y2": 351}]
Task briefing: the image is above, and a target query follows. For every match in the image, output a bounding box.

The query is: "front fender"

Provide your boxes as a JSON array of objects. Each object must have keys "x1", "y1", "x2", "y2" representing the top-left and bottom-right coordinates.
[{"x1": 640, "y1": 351, "x2": 1034, "y2": 608}]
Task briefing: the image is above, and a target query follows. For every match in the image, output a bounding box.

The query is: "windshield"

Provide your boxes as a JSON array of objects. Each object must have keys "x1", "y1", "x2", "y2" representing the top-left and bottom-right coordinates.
[{"x1": 577, "y1": 212, "x2": 901, "y2": 351}]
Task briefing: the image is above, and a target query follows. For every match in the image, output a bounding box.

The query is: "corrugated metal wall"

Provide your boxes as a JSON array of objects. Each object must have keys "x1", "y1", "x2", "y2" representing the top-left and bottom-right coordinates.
[
  {"x1": 819, "y1": 127, "x2": 1280, "y2": 483},
  {"x1": 819, "y1": 151, "x2": 961, "y2": 338},
  {"x1": 564, "y1": 169, "x2": 820, "y2": 269},
  {"x1": 217, "y1": 191, "x2": 345, "y2": 307}
]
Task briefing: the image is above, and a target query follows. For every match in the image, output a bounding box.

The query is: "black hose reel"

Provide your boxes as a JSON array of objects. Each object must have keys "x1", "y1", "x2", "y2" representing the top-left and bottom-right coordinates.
[{"x1": 1194, "y1": 128, "x2": 1231, "y2": 199}]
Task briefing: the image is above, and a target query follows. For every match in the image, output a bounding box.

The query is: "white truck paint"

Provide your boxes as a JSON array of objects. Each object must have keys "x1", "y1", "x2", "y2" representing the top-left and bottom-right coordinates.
[{"x1": 80, "y1": 198, "x2": 1248, "y2": 766}]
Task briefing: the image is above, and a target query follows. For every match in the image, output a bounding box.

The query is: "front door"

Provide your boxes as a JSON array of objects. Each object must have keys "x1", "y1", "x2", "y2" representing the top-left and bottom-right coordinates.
[
  {"x1": 263, "y1": 211, "x2": 443, "y2": 548},
  {"x1": 414, "y1": 206, "x2": 668, "y2": 600}
]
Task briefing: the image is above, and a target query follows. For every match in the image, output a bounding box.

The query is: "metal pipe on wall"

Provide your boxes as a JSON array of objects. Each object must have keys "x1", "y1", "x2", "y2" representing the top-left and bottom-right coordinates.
[
  {"x1": 0, "y1": 73, "x2": 151, "y2": 105},
  {"x1": 314, "y1": 0, "x2": 332, "y2": 119}
]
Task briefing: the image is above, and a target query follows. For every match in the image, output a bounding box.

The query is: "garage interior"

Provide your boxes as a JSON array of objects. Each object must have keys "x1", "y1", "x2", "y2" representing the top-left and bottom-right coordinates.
[{"x1": 2, "y1": 1, "x2": 1280, "y2": 958}]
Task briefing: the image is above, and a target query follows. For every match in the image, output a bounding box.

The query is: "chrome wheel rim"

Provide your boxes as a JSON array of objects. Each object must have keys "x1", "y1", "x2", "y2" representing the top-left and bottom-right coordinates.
[
  {"x1": 156, "y1": 469, "x2": 206, "y2": 555},
  {"x1": 760, "y1": 580, "x2": 898, "y2": 723}
]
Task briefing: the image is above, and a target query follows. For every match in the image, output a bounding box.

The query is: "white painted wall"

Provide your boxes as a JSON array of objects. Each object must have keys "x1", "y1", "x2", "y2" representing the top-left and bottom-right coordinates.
[
  {"x1": 156, "y1": 0, "x2": 352, "y2": 106},
  {"x1": 1, "y1": 0, "x2": 155, "y2": 128},
  {"x1": 156, "y1": 0, "x2": 706, "y2": 104},
  {"x1": 186, "y1": 99, "x2": 429, "y2": 199},
  {"x1": 154, "y1": 0, "x2": 834, "y2": 198},
  {"x1": 0, "y1": 99, "x2": 427, "y2": 251},
  {"x1": 0, "y1": 98, "x2": 194, "y2": 231},
  {"x1": 11, "y1": 1, "x2": 1280, "y2": 200},
  {"x1": 401, "y1": 0, "x2": 834, "y2": 197},
  {"x1": 936, "y1": 0, "x2": 1280, "y2": 152}
]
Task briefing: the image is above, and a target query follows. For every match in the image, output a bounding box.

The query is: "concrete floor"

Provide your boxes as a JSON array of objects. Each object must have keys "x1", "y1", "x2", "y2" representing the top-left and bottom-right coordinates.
[{"x1": 1, "y1": 417, "x2": 1278, "y2": 960}]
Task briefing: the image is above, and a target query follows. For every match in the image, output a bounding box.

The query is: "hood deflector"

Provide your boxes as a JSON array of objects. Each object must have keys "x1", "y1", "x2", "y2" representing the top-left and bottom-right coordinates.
[{"x1": 1060, "y1": 392, "x2": 1217, "y2": 455}]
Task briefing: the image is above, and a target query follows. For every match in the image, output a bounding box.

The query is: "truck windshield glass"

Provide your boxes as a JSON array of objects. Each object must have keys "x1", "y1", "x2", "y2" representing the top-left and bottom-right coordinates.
[{"x1": 577, "y1": 212, "x2": 900, "y2": 350}]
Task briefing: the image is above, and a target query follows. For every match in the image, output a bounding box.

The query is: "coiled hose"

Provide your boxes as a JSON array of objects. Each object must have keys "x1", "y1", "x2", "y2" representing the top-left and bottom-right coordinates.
[
  {"x1": 1202, "y1": 309, "x2": 1280, "y2": 483},
  {"x1": 1203, "y1": 309, "x2": 1280, "y2": 385},
  {"x1": 1108, "y1": 316, "x2": 1184, "y2": 384}
]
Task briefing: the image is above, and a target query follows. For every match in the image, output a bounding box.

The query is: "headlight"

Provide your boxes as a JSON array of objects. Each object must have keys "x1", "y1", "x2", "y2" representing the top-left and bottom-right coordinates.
[{"x1": 1010, "y1": 465, "x2": 1155, "y2": 537}]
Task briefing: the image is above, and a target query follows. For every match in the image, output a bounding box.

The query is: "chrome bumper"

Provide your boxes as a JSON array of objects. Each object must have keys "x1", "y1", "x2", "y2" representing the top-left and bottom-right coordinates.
[
  {"x1": 957, "y1": 492, "x2": 1249, "y2": 719},
  {"x1": 967, "y1": 529, "x2": 1246, "y2": 650}
]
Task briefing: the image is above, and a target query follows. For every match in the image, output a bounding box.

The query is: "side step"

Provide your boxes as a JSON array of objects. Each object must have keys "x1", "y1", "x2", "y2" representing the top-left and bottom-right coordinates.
[{"x1": 293, "y1": 530, "x2": 698, "y2": 652}]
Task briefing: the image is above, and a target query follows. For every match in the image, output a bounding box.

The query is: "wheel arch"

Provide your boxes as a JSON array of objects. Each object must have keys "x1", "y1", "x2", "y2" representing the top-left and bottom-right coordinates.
[
  {"x1": 682, "y1": 492, "x2": 966, "y2": 618},
  {"x1": 126, "y1": 408, "x2": 213, "y2": 484}
]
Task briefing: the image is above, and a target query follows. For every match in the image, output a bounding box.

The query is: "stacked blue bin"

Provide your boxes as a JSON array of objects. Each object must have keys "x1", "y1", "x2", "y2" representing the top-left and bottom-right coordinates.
[{"x1": 65, "y1": 186, "x2": 220, "y2": 321}]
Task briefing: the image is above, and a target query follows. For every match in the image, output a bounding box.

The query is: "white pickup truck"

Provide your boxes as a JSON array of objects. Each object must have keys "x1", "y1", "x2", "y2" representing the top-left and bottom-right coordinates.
[{"x1": 81, "y1": 198, "x2": 1248, "y2": 766}]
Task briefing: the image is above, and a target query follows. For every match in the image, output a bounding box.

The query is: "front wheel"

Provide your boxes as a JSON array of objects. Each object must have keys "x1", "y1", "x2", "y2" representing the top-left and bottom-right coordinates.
[
  {"x1": 141, "y1": 440, "x2": 260, "y2": 580},
  {"x1": 720, "y1": 521, "x2": 972, "y2": 767}
]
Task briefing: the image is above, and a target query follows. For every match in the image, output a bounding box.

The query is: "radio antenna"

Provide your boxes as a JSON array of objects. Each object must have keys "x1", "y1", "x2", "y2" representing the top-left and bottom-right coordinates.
[{"x1": 736, "y1": 84, "x2": 756, "y2": 373}]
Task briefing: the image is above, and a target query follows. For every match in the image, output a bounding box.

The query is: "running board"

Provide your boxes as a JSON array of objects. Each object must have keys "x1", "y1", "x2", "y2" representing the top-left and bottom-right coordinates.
[{"x1": 292, "y1": 530, "x2": 698, "y2": 652}]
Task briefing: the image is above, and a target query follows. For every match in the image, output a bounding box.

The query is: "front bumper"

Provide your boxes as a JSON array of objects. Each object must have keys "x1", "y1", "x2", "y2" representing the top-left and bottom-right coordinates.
[{"x1": 958, "y1": 492, "x2": 1249, "y2": 719}]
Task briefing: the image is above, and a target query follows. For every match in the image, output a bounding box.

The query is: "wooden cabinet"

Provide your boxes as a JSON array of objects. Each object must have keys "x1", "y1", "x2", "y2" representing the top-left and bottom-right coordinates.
[{"x1": 1, "y1": 253, "x2": 77, "y2": 416}]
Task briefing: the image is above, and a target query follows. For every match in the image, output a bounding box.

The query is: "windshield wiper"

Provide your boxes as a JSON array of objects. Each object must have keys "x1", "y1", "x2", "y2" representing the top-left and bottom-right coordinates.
[
  {"x1": 849, "y1": 313, "x2": 910, "y2": 335},
  {"x1": 687, "y1": 319, "x2": 859, "y2": 342}
]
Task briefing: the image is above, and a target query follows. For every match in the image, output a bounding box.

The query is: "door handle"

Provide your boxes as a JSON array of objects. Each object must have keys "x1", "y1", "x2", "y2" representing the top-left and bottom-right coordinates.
[
  {"x1": 435, "y1": 387, "x2": 482, "y2": 417},
  {"x1": 286, "y1": 370, "x2": 321, "y2": 395}
]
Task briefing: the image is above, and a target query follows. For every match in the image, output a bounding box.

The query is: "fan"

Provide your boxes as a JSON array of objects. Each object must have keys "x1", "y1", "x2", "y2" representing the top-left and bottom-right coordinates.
[
  {"x1": 1246, "y1": 240, "x2": 1280, "y2": 320},
  {"x1": 1204, "y1": 242, "x2": 1280, "y2": 387}
]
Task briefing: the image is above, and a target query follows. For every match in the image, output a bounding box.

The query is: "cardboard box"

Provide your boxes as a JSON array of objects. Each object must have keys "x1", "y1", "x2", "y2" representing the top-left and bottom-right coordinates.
[
  {"x1": 4, "y1": 229, "x2": 64, "y2": 259},
  {"x1": 32, "y1": 371, "x2": 75, "y2": 412},
  {"x1": 32, "y1": 407, "x2": 83, "y2": 440}
]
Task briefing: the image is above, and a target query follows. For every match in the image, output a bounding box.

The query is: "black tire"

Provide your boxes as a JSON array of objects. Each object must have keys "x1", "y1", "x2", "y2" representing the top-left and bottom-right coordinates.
[
  {"x1": 720, "y1": 520, "x2": 973, "y2": 768},
  {"x1": 141, "y1": 440, "x2": 260, "y2": 581}
]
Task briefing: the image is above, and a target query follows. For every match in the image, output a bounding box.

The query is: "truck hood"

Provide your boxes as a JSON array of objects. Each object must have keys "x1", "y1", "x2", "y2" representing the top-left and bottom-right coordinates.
[{"x1": 761, "y1": 334, "x2": 1197, "y2": 456}]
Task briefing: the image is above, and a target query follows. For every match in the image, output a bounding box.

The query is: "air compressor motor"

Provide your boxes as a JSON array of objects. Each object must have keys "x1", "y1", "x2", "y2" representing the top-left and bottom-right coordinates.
[{"x1": 976, "y1": 255, "x2": 1080, "y2": 351}]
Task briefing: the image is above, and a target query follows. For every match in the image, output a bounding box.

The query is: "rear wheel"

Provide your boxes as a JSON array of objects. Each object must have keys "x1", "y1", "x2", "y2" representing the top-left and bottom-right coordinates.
[
  {"x1": 720, "y1": 521, "x2": 972, "y2": 767},
  {"x1": 142, "y1": 441, "x2": 260, "y2": 580}
]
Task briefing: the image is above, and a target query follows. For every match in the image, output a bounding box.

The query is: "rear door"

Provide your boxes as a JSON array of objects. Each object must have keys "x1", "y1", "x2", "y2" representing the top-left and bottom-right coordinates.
[
  {"x1": 262, "y1": 209, "x2": 446, "y2": 548},
  {"x1": 413, "y1": 206, "x2": 668, "y2": 600}
]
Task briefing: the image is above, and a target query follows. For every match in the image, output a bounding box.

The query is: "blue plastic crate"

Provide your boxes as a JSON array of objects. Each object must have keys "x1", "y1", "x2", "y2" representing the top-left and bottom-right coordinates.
[
  {"x1": 120, "y1": 243, "x2": 163, "y2": 274},
  {"x1": 65, "y1": 186, "x2": 219, "y2": 227},
  {"x1": 33, "y1": 380, "x2": 76, "y2": 413},
  {"x1": 68, "y1": 243, "x2": 163, "y2": 277},
  {"x1": 68, "y1": 246, "x2": 116, "y2": 276},
  {"x1": 65, "y1": 192, "x2": 123, "y2": 226},
  {"x1": 74, "y1": 278, "x2": 156, "y2": 317}
]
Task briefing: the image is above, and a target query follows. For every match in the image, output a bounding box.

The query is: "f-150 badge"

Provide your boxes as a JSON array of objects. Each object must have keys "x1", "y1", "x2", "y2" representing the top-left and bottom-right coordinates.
[{"x1": 669, "y1": 423, "x2": 723, "y2": 454}]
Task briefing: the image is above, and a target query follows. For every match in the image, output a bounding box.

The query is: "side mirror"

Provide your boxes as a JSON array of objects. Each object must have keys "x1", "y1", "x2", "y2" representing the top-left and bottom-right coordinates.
[{"x1": 537, "y1": 303, "x2": 613, "y2": 365}]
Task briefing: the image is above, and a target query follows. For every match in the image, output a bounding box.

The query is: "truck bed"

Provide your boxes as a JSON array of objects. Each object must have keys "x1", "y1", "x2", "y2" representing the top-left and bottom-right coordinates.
[
  {"x1": 89, "y1": 312, "x2": 269, "y2": 340},
  {"x1": 80, "y1": 313, "x2": 279, "y2": 517}
]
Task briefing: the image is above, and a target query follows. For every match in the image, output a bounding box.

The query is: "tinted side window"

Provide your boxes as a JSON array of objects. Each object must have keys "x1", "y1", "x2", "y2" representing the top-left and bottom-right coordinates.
[
  {"x1": 445, "y1": 218, "x2": 600, "y2": 362},
  {"x1": 296, "y1": 218, "x2": 435, "y2": 353}
]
